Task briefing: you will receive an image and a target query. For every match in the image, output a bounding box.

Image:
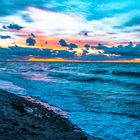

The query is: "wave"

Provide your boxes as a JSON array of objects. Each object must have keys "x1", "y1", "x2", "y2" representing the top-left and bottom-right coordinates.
[
  {"x1": 29, "y1": 68, "x2": 46, "y2": 72},
  {"x1": 48, "y1": 71, "x2": 140, "y2": 89},
  {"x1": 48, "y1": 71, "x2": 70, "y2": 79},
  {"x1": 0, "y1": 79, "x2": 25, "y2": 94},
  {"x1": 112, "y1": 71, "x2": 140, "y2": 77},
  {"x1": 89, "y1": 69, "x2": 108, "y2": 74},
  {"x1": 84, "y1": 110, "x2": 140, "y2": 119},
  {"x1": 69, "y1": 76, "x2": 105, "y2": 82},
  {"x1": 111, "y1": 79, "x2": 140, "y2": 90},
  {"x1": 48, "y1": 71, "x2": 112, "y2": 83}
]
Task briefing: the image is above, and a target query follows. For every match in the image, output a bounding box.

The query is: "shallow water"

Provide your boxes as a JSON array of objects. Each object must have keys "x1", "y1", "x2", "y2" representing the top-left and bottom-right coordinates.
[{"x1": 0, "y1": 62, "x2": 140, "y2": 140}]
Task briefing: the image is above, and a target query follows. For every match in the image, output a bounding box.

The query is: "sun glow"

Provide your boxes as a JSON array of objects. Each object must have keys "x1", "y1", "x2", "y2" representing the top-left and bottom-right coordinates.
[{"x1": 28, "y1": 57, "x2": 80, "y2": 62}]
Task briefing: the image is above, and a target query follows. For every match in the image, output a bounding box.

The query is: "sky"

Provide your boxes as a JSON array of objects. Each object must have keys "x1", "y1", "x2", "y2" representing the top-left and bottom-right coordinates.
[{"x1": 0, "y1": 0, "x2": 140, "y2": 62}]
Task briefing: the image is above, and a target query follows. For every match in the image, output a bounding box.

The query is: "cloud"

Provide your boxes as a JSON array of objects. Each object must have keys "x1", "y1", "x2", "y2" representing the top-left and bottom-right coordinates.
[
  {"x1": 59, "y1": 39, "x2": 68, "y2": 47},
  {"x1": 31, "y1": 33, "x2": 36, "y2": 38},
  {"x1": 0, "y1": 45, "x2": 78, "y2": 61},
  {"x1": 26, "y1": 37, "x2": 36, "y2": 46},
  {"x1": 92, "y1": 44, "x2": 107, "y2": 50},
  {"x1": 0, "y1": 0, "x2": 139, "y2": 21},
  {"x1": 0, "y1": 46, "x2": 54, "y2": 58},
  {"x1": 84, "y1": 44, "x2": 90, "y2": 50},
  {"x1": 79, "y1": 31, "x2": 89, "y2": 36},
  {"x1": 0, "y1": 0, "x2": 48, "y2": 17},
  {"x1": 0, "y1": 42, "x2": 140, "y2": 61},
  {"x1": 92, "y1": 42, "x2": 140, "y2": 58},
  {"x1": 0, "y1": 0, "x2": 140, "y2": 50},
  {"x1": 46, "y1": 0, "x2": 136, "y2": 20},
  {"x1": 123, "y1": 17, "x2": 140, "y2": 27},
  {"x1": 69, "y1": 43, "x2": 78, "y2": 49},
  {"x1": 0, "y1": 35, "x2": 11, "y2": 39},
  {"x1": 79, "y1": 53, "x2": 115, "y2": 61},
  {"x1": 56, "y1": 50, "x2": 76, "y2": 59},
  {"x1": 3, "y1": 23, "x2": 23, "y2": 30},
  {"x1": 0, "y1": 1, "x2": 139, "y2": 45},
  {"x1": 21, "y1": 14, "x2": 34, "y2": 23},
  {"x1": 59, "y1": 39, "x2": 78, "y2": 49},
  {"x1": 114, "y1": 16, "x2": 140, "y2": 30}
]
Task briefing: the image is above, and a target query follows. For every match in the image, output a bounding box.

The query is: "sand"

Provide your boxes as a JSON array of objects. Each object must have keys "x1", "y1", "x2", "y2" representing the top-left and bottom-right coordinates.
[{"x1": 0, "y1": 89, "x2": 101, "y2": 140}]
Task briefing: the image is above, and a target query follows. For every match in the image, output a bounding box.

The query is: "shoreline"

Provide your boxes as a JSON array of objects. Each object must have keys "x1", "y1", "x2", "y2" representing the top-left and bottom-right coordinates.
[{"x1": 0, "y1": 89, "x2": 100, "y2": 140}]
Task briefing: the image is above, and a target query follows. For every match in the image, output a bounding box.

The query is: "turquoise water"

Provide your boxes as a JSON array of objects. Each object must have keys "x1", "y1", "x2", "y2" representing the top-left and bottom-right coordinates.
[{"x1": 0, "y1": 62, "x2": 140, "y2": 140}]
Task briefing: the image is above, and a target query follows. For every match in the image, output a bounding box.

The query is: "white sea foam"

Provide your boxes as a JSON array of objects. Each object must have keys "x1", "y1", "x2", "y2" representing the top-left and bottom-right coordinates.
[{"x1": 0, "y1": 79, "x2": 25, "y2": 95}]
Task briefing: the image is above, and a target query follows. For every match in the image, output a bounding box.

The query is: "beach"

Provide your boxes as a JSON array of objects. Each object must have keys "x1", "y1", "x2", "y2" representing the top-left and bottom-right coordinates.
[{"x1": 0, "y1": 89, "x2": 100, "y2": 140}]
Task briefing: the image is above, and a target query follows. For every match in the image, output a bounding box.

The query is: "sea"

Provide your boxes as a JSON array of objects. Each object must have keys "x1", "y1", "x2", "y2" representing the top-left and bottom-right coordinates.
[{"x1": 0, "y1": 62, "x2": 140, "y2": 140}]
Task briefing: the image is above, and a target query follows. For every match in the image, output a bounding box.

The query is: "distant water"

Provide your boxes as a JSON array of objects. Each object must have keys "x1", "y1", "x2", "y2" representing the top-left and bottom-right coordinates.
[{"x1": 0, "y1": 62, "x2": 140, "y2": 140}]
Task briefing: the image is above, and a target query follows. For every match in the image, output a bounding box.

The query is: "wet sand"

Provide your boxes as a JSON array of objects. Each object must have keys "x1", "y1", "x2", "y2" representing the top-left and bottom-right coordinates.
[{"x1": 0, "y1": 89, "x2": 100, "y2": 140}]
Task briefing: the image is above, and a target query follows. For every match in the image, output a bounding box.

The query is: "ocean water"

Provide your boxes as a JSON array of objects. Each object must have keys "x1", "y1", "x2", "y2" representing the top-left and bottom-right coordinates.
[{"x1": 0, "y1": 62, "x2": 140, "y2": 140}]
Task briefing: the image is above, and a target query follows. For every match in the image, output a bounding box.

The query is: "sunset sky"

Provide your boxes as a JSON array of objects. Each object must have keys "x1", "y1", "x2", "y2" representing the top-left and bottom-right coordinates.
[{"x1": 0, "y1": 0, "x2": 140, "y2": 62}]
